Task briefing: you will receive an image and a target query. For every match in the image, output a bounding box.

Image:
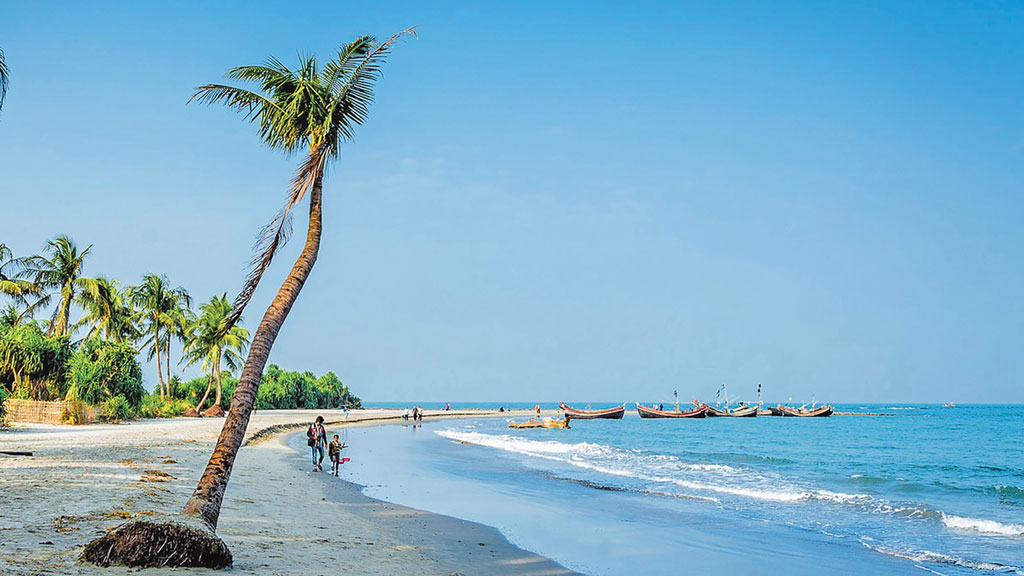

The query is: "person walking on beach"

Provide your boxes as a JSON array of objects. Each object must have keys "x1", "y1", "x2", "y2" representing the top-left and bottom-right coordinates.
[
  {"x1": 307, "y1": 416, "x2": 328, "y2": 471},
  {"x1": 328, "y1": 434, "x2": 347, "y2": 476}
]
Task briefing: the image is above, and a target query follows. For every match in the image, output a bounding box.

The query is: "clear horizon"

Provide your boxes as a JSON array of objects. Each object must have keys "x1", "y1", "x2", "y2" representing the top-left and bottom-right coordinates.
[{"x1": 2, "y1": 1, "x2": 1022, "y2": 403}]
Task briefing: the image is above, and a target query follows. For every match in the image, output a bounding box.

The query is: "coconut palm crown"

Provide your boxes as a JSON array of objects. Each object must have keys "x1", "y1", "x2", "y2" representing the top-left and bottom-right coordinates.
[
  {"x1": 20, "y1": 236, "x2": 96, "y2": 337},
  {"x1": 189, "y1": 27, "x2": 416, "y2": 330},
  {"x1": 181, "y1": 294, "x2": 249, "y2": 412}
]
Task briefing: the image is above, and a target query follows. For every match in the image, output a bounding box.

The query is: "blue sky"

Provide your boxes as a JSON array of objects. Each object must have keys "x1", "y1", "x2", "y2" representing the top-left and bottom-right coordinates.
[{"x1": 1, "y1": 1, "x2": 1022, "y2": 403}]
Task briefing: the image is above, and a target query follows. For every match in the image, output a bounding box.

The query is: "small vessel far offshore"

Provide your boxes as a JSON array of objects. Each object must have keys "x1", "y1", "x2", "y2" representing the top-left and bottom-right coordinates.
[{"x1": 559, "y1": 402, "x2": 626, "y2": 420}]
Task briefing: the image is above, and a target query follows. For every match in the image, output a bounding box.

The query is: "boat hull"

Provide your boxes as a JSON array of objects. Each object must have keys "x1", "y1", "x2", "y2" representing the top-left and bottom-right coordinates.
[
  {"x1": 636, "y1": 403, "x2": 707, "y2": 418},
  {"x1": 559, "y1": 403, "x2": 626, "y2": 420},
  {"x1": 778, "y1": 405, "x2": 833, "y2": 417},
  {"x1": 704, "y1": 405, "x2": 758, "y2": 417}
]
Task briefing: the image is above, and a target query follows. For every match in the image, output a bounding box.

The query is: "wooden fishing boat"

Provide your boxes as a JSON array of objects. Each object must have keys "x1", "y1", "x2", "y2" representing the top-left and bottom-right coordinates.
[
  {"x1": 559, "y1": 402, "x2": 626, "y2": 420},
  {"x1": 704, "y1": 404, "x2": 758, "y2": 418},
  {"x1": 636, "y1": 403, "x2": 708, "y2": 419},
  {"x1": 778, "y1": 405, "x2": 833, "y2": 418},
  {"x1": 509, "y1": 417, "x2": 570, "y2": 429}
]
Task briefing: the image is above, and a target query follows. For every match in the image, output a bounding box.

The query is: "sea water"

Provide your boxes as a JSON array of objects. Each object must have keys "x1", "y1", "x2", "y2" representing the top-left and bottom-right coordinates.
[{"x1": 321, "y1": 405, "x2": 1024, "y2": 575}]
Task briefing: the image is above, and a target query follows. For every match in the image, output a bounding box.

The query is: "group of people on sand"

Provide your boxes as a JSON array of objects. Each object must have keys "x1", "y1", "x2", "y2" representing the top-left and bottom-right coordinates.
[
  {"x1": 403, "y1": 406, "x2": 424, "y2": 422},
  {"x1": 306, "y1": 416, "x2": 348, "y2": 476}
]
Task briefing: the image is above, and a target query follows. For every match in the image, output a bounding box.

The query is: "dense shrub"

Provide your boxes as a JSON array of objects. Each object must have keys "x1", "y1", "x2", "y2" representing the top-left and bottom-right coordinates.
[
  {"x1": 138, "y1": 393, "x2": 190, "y2": 418},
  {"x1": 100, "y1": 395, "x2": 134, "y2": 422},
  {"x1": 0, "y1": 323, "x2": 73, "y2": 400},
  {"x1": 67, "y1": 339, "x2": 145, "y2": 409}
]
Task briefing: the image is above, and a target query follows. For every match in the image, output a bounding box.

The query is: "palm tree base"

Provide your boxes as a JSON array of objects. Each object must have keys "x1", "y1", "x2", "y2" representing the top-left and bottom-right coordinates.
[
  {"x1": 81, "y1": 515, "x2": 232, "y2": 568},
  {"x1": 202, "y1": 405, "x2": 226, "y2": 417}
]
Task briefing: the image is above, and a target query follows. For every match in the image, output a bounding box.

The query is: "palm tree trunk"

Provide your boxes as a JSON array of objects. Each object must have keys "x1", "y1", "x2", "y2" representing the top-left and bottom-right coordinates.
[
  {"x1": 196, "y1": 371, "x2": 214, "y2": 413},
  {"x1": 213, "y1": 355, "x2": 222, "y2": 408},
  {"x1": 154, "y1": 324, "x2": 166, "y2": 399},
  {"x1": 181, "y1": 173, "x2": 323, "y2": 529},
  {"x1": 165, "y1": 339, "x2": 172, "y2": 395}
]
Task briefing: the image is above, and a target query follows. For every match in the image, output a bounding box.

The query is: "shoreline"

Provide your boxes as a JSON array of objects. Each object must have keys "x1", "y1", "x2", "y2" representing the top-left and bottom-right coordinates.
[{"x1": 0, "y1": 408, "x2": 576, "y2": 575}]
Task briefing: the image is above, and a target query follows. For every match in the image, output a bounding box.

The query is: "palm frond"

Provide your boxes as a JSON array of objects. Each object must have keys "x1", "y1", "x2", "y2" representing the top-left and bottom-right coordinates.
[
  {"x1": 324, "y1": 27, "x2": 417, "y2": 148},
  {"x1": 188, "y1": 84, "x2": 276, "y2": 121},
  {"x1": 0, "y1": 48, "x2": 9, "y2": 113},
  {"x1": 222, "y1": 139, "x2": 330, "y2": 332}
]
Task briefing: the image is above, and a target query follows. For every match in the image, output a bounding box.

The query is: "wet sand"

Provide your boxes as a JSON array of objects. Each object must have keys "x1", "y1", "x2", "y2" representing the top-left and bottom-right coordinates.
[{"x1": 0, "y1": 409, "x2": 577, "y2": 575}]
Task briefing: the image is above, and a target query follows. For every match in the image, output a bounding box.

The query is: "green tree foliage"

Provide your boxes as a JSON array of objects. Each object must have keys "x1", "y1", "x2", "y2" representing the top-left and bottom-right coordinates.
[
  {"x1": 20, "y1": 235, "x2": 97, "y2": 337},
  {"x1": 0, "y1": 322, "x2": 72, "y2": 399},
  {"x1": 130, "y1": 273, "x2": 190, "y2": 398},
  {"x1": 254, "y1": 365, "x2": 359, "y2": 410},
  {"x1": 181, "y1": 294, "x2": 248, "y2": 411},
  {"x1": 168, "y1": 364, "x2": 358, "y2": 411},
  {"x1": 67, "y1": 338, "x2": 145, "y2": 409},
  {"x1": 74, "y1": 276, "x2": 138, "y2": 344}
]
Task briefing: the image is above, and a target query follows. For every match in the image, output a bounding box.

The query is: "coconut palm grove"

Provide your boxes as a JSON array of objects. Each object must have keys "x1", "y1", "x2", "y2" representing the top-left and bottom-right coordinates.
[{"x1": 0, "y1": 236, "x2": 360, "y2": 422}]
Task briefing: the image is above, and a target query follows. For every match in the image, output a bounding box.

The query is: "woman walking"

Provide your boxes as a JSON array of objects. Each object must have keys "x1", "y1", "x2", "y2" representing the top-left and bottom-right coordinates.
[{"x1": 306, "y1": 416, "x2": 328, "y2": 471}]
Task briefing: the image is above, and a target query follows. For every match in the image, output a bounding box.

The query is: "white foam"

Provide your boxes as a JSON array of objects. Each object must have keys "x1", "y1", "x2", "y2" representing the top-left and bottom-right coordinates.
[
  {"x1": 941, "y1": 514, "x2": 1024, "y2": 537},
  {"x1": 861, "y1": 540, "x2": 1019, "y2": 573},
  {"x1": 437, "y1": 429, "x2": 867, "y2": 505}
]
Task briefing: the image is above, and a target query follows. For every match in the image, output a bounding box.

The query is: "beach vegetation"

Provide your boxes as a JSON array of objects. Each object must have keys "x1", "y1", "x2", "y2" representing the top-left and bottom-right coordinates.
[
  {"x1": 66, "y1": 338, "x2": 145, "y2": 409},
  {"x1": 2, "y1": 238, "x2": 360, "y2": 425},
  {"x1": 99, "y1": 394, "x2": 134, "y2": 422},
  {"x1": 0, "y1": 322, "x2": 73, "y2": 400},
  {"x1": 139, "y1": 393, "x2": 191, "y2": 418}
]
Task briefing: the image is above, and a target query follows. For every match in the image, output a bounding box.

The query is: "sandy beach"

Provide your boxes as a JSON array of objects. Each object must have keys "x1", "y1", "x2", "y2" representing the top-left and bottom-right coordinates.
[{"x1": 0, "y1": 409, "x2": 577, "y2": 575}]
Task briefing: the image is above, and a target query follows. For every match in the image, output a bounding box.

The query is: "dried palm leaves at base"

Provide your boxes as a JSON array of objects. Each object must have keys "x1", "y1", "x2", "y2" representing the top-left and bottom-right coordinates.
[{"x1": 80, "y1": 515, "x2": 232, "y2": 568}]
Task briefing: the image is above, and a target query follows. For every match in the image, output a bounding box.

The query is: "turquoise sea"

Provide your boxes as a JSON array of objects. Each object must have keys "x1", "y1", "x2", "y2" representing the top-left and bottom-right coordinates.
[{"x1": 321, "y1": 404, "x2": 1024, "y2": 575}]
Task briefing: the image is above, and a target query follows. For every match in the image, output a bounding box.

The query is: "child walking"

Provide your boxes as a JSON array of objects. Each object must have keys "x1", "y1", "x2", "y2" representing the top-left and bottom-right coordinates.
[{"x1": 329, "y1": 434, "x2": 348, "y2": 476}]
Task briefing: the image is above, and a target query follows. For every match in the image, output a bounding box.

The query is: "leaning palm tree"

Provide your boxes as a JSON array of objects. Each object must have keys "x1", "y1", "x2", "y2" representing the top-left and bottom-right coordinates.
[
  {"x1": 130, "y1": 274, "x2": 191, "y2": 398},
  {"x1": 74, "y1": 276, "x2": 138, "y2": 344},
  {"x1": 182, "y1": 294, "x2": 249, "y2": 413},
  {"x1": 83, "y1": 29, "x2": 413, "y2": 568},
  {"x1": 20, "y1": 236, "x2": 96, "y2": 337}
]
